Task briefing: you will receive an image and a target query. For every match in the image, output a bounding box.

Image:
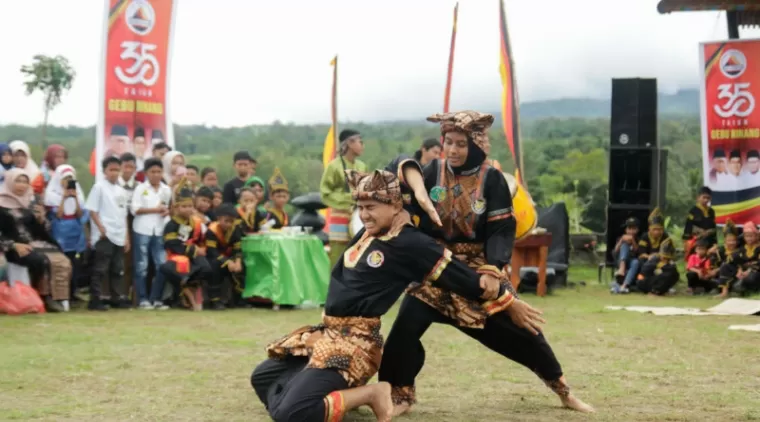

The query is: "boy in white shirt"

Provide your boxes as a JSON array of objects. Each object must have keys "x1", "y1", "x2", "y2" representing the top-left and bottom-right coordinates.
[
  {"x1": 86, "y1": 156, "x2": 131, "y2": 311},
  {"x1": 131, "y1": 157, "x2": 172, "y2": 310}
]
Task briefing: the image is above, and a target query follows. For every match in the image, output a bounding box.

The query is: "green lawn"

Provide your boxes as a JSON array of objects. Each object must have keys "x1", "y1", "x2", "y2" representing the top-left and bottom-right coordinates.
[{"x1": 2, "y1": 265, "x2": 759, "y2": 422}]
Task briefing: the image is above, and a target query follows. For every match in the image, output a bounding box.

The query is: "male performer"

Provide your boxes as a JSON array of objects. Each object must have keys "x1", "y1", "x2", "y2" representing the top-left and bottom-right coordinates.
[
  {"x1": 320, "y1": 129, "x2": 367, "y2": 267},
  {"x1": 251, "y1": 170, "x2": 542, "y2": 422},
  {"x1": 682, "y1": 186, "x2": 716, "y2": 259},
  {"x1": 265, "y1": 167, "x2": 290, "y2": 229},
  {"x1": 206, "y1": 204, "x2": 243, "y2": 310}
]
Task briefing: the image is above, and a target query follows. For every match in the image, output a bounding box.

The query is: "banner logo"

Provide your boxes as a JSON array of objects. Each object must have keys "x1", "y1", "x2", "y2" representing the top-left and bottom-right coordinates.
[
  {"x1": 720, "y1": 49, "x2": 747, "y2": 79},
  {"x1": 126, "y1": 0, "x2": 156, "y2": 36}
]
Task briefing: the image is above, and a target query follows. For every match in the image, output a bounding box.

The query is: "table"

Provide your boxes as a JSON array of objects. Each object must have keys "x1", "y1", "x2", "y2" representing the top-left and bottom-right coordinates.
[
  {"x1": 511, "y1": 232, "x2": 552, "y2": 297},
  {"x1": 242, "y1": 234, "x2": 330, "y2": 306}
]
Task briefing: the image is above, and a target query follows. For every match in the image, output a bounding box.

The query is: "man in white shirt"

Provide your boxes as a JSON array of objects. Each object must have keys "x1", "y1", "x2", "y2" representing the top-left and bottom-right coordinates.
[
  {"x1": 716, "y1": 149, "x2": 743, "y2": 192},
  {"x1": 131, "y1": 157, "x2": 172, "y2": 310},
  {"x1": 86, "y1": 156, "x2": 131, "y2": 311}
]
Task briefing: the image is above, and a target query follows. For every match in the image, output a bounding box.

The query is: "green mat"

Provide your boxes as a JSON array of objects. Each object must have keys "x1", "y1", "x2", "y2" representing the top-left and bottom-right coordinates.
[{"x1": 242, "y1": 234, "x2": 330, "y2": 305}]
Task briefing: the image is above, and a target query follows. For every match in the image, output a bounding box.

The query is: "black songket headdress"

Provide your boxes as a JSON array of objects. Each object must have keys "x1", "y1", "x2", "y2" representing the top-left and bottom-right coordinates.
[{"x1": 427, "y1": 110, "x2": 494, "y2": 173}]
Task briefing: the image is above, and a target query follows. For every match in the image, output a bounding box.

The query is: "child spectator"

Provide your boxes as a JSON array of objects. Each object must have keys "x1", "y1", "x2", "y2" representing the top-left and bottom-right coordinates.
[
  {"x1": 152, "y1": 142, "x2": 171, "y2": 160},
  {"x1": 264, "y1": 167, "x2": 290, "y2": 229},
  {"x1": 160, "y1": 180, "x2": 212, "y2": 309},
  {"x1": 205, "y1": 204, "x2": 243, "y2": 310},
  {"x1": 244, "y1": 176, "x2": 268, "y2": 212},
  {"x1": 186, "y1": 165, "x2": 199, "y2": 189},
  {"x1": 119, "y1": 153, "x2": 138, "y2": 295},
  {"x1": 201, "y1": 167, "x2": 218, "y2": 188},
  {"x1": 131, "y1": 158, "x2": 172, "y2": 310},
  {"x1": 223, "y1": 151, "x2": 256, "y2": 203},
  {"x1": 236, "y1": 187, "x2": 265, "y2": 235},
  {"x1": 211, "y1": 186, "x2": 223, "y2": 209},
  {"x1": 637, "y1": 238, "x2": 679, "y2": 296},
  {"x1": 611, "y1": 217, "x2": 639, "y2": 294},
  {"x1": 195, "y1": 186, "x2": 215, "y2": 223},
  {"x1": 86, "y1": 156, "x2": 130, "y2": 311},
  {"x1": 683, "y1": 186, "x2": 717, "y2": 259},
  {"x1": 44, "y1": 165, "x2": 89, "y2": 302},
  {"x1": 686, "y1": 239, "x2": 717, "y2": 294},
  {"x1": 718, "y1": 221, "x2": 760, "y2": 297}
]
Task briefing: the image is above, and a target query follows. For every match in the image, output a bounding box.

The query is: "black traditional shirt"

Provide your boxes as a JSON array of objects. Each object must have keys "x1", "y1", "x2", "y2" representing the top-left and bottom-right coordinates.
[
  {"x1": 638, "y1": 232, "x2": 671, "y2": 258},
  {"x1": 387, "y1": 156, "x2": 516, "y2": 268},
  {"x1": 264, "y1": 207, "x2": 289, "y2": 229},
  {"x1": 683, "y1": 205, "x2": 717, "y2": 245},
  {"x1": 234, "y1": 207, "x2": 266, "y2": 235},
  {"x1": 710, "y1": 245, "x2": 738, "y2": 269},
  {"x1": 733, "y1": 243, "x2": 760, "y2": 271},
  {"x1": 324, "y1": 225, "x2": 511, "y2": 318},
  {"x1": 163, "y1": 215, "x2": 203, "y2": 258},
  {"x1": 205, "y1": 221, "x2": 243, "y2": 266}
]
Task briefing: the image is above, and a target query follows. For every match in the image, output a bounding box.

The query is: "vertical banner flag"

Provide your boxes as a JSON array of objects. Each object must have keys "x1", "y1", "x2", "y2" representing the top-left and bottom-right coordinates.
[
  {"x1": 498, "y1": 0, "x2": 523, "y2": 183},
  {"x1": 700, "y1": 39, "x2": 760, "y2": 224},
  {"x1": 321, "y1": 56, "x2": 338, "y2": 220},
  {"x1": 93, "y1": 0, "x2": 177, "y2": 180},
  {"x1": 440, "y1": 3, "x2": 459, "y2": 158}
]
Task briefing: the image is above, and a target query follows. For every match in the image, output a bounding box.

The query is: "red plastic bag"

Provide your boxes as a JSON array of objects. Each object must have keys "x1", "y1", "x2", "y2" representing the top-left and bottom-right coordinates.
[{"x1": 0, "y1": 281, "x2": 46, "y2": 315}]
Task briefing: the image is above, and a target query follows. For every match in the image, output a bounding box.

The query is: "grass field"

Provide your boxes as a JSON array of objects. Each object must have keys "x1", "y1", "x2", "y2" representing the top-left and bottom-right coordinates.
[{"x1": 2, "y1": 265, "x2": 759, "y2": 422}]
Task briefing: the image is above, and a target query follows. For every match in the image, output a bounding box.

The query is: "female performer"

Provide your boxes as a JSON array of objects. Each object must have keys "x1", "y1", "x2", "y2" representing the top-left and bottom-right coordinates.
[{"x1": 379, "y1": 110, "x2": 593, "y2": 415}]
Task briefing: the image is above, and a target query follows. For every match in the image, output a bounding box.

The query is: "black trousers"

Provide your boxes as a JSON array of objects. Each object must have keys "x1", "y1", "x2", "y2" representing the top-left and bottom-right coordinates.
[
  {"x1": 209, "y1": 259, "x2": 244, "y2": 304},
  {"x1": 637, "y1": 269, "x2": 679, "y2": 295},
  {"x1": 734, "y1": 270, "x2": 760, "y2": 296},
  {"x1": 6, "y1": 249, "x2": 49, "y2": 293},
  {"x1": 251, "y1": 357, "x2": 348, "y2": 422},
  {"x1": 90, "y1": 238, "x2": 124, "y2": 300},
  {"x1": 63, "y1": 251, "x2": 87, "y2": 297},
  {"x1": 159, "y1": 256, "x2": 213, "y2": 303},
  {"x1": 378, "y1": 294, "x2": 563, "y2": 391},
  {"x1": 685, "y1": 271, "x2": 718, "y2": 291}
]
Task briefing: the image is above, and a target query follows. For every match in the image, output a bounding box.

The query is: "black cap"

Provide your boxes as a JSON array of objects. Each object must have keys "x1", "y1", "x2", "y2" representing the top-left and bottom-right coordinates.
[
  {"x1": 748, "y1": 150, "x2": 760, "y2": 159},
  {"x1": 134, "y1": 127, "x2": 145, "y2": 138},
  {"x1": 623, "y1": 217, "x2": 639, "y2": 228},
  {"x1": 730, "y1": 149, "x2": 742, "y2": 159},
  {"x1": 111, "y1": 125, "x2": 128, "y2": 136},
  {"x1": 196, "y1": 186, "x2": 214, "y2": 199},
  {"x1": 233, "y1": 151, "x2": 254, "y2": 163},
  {"x1": 698, "y1": 186, "x2": 712, "y2": 196},
  {"x1": 713, "y1": 149, "x2": 726, "y2": 159},
  {"x1": 151, "y1": 130, "x2": 164, "y2": 140},
  {"x1": 339, "y1": 129, "x2": 360, "y2": 143},
  {"x1": 215, "y1": 203, "x2": 238, "y2": 218}
]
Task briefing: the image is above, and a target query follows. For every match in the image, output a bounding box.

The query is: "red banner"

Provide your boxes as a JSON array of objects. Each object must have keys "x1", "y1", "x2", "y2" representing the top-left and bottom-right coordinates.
[
  {"x1": 94, "y1": 0, "x2": 176, "y2": 179},
  {"x1": 701, "y1": 39, "x2": 760, "y2": 224}
]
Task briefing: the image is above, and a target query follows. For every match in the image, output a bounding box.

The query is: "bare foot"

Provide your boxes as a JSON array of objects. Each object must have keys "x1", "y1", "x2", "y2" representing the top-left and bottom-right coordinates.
[
  {"x1": 392, "y1": 403, "x2": 412, "y2": 417},
  {"x1": 369, "y1": 382, "x2": 394, "y2": 422},
  {"x1": 561, "y1": 394, "x2": 595, "y2": 413}
]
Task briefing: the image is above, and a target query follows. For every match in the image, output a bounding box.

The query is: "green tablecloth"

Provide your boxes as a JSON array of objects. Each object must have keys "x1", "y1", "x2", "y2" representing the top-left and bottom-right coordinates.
[{"x1": 242, "y1": 234, "x2": 330, "y2": 305}]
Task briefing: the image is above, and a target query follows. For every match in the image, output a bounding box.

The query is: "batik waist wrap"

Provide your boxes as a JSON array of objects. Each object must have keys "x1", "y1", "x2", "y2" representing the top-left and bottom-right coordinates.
[
  {"x1": 406, "y1": 241, "x2": 518, "y2": 329},
  {"x1": 266, "y1": 314, "x2": 383, "y2": 388}
]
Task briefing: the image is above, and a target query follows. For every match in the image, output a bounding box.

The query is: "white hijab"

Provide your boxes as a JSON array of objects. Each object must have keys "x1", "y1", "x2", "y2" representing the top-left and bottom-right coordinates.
[
  {"x1": 162, "y1": 150, "x2": 184, "y2": 184},
  {"x1": 44, "y1": 164, "x2": 85, "y2": 215},
  {"x1": 9, "y1": 140, "x2": 40, "y2": 180}
]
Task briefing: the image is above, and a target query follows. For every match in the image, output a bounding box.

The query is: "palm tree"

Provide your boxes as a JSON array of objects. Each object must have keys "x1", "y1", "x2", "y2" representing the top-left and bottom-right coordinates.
[{"x1": 20, "y1": 55, "x2": 76, "y2": 148}]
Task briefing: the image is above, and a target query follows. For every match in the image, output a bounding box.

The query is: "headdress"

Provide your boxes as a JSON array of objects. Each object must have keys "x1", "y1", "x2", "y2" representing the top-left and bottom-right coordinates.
[
  {"x1": 723, "y1": 219, "x2": 739, "y2": 237},
  {"x1": 659, "y1": 238, "x2": 675, "y2": 260},
  {"x1": 748, "y1": 150, "x2": 760, "y2": 160},
  {"x1": 345, "y1": 169, "x2": 403, "y2": 204},
  {"x1": 713, "y1": 149, "x2": 726, "y2": 159},
  {"x1": 173, "y1": 178, "x2": 194, "y2": 206},
  {"x1": 268, "y1": 167, "x2": 289, "y2": 193},
  {"x1": 427, "y1": 110, "x2": 494, "y2": 152},
  {"x1": 729, "y1": 149, "x2": 742, "y2": 160},
  {"x1": 648, "y1": 207, "x2": 664, "y2": 228},
  {"x1": 743, "y1": 220, "x2": 757, "y2": 234}
]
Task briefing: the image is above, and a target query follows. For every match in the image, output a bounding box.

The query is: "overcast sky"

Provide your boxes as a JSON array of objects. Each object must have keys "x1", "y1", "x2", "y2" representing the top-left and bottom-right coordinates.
[{"x1": 1, "y1": 0, "x2": 759, "y2": 127}]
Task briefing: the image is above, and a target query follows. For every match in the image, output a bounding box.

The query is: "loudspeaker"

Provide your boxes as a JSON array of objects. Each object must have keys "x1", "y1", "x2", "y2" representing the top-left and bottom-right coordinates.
[
  {"x1": 608, "y1": 147, "x2": 668, "y2": 207},
  {"x1": 610, "y1": 78, "x2": 657, "y2": 148},
  {"x1": 605, "y1": 204, "x2": 651, "y2": 264}
]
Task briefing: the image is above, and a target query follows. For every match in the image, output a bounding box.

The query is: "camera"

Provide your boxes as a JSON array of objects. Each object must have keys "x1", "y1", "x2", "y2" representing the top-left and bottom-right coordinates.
[{"x1": 67, "y1": 180, "x2": 76, "y2": 190}]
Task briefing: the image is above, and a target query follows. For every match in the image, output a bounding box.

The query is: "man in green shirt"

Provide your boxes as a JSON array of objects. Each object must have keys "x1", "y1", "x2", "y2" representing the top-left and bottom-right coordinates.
[{"x1": 320, "y1": 129, "x2": 367, "y2": 267}]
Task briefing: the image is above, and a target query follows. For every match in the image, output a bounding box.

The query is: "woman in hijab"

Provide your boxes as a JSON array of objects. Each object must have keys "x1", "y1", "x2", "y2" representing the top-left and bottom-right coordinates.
[
  {"x1": 44, "y1": 165, "x2": 88, "y2": 300},
  {"x1": 32, "y1": 144, "x2": 68, "y2": 195},
  {"x1": 9, "y1": 140, "x2": 41, "y2": 183},
  {"x1": 0, "y1": 169, "x2": 72, "y2": 312},
  {"x1": 161, "y1": 150, "x2": 185, "y2": 186},
  {"x1": 0, "y1": 144, "x2": 14, "y2": 182},
  {"x1": 413, "y1": 138, "x2": 442, "y2": 166},
  {"x1": 380, "y1": 111, "x2": 593, "y2": 415}
]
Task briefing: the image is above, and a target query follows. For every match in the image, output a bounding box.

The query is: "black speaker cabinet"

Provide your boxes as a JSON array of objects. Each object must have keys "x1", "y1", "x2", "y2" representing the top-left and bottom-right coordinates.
[
  {"x1": 610, "y1": 78, "x2": 657, "y2": 148},
  {"x1": 608, "y1": 147, "x2": 668, "y2": 208},
  {"x1": 605, "y1": 204, "x2": 651, "y2": 264}
]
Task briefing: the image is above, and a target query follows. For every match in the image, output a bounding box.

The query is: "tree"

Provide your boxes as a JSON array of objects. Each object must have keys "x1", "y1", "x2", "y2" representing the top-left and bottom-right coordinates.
[{"x1": 20, "y1": 55, "x2": 76, "y2": 148}]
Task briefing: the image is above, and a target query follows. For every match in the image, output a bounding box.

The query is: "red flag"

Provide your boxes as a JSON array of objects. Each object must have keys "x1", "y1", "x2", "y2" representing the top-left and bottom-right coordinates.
[{"x1": 440, "y1": 3, "x2": 459, "y2": 157}]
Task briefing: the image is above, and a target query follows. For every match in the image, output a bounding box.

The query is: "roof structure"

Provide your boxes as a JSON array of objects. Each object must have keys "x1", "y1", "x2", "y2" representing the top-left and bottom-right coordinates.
[{"x1": 657, "y1": 0, "x2": 760, "y2": 27}]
